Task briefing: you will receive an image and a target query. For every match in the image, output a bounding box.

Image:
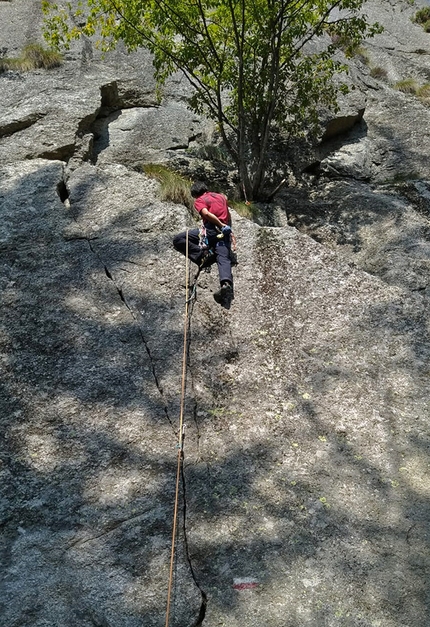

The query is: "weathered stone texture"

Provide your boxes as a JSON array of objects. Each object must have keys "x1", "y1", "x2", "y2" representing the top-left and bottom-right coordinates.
[{"x1": 0, "y1": 1, "x2": 429, "y2": 627}]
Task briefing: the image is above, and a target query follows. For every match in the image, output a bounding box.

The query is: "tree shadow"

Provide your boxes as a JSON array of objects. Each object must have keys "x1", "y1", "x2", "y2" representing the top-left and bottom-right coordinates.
[{"x1": 1, "y1": 161, "x2": 429, "y2": 627}]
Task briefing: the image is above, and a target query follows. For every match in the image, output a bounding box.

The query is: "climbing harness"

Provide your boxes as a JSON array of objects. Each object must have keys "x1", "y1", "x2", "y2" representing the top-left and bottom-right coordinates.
[{"x1": 198, "y1": 224, "x2": 208, "y2": 249}]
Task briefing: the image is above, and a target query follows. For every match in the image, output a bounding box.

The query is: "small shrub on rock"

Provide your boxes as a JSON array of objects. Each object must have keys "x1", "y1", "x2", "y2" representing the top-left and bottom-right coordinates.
[
  {"x1": 21, "y1": 43, "x2": 62, "y2": 69},
  {"x1": 142, "y1": 164, "x2": 195, "y2": 211},
  {"x1": 370, "y1": 66, "x2": 388, "y2": 80},
  {"x1": 140, "y1": 162, "x2": 255, "y2": 219},
  {"x1": 394, "y1": 78, "x2": 419, "y2": 94},
  {"x1": 393, "y1": 79, "x2": 430, "y2": 107},
  {"x1": 417, "y1": 83, "x2": 430, "y2": 105},
  {"x1": 413, "y1": 7, "x2": 430, "y2": 23},
  {"x1": 417, "y1": 83, "x2": 430, "y2": 96},
  {"x1": 229, "y1": 200, "x2": 257, "y2": 219},
  {"x1": 0, "y1": 43, "x2": 62, "y2": 72},
  {"x1": 355, "y1": 46, "x2": 371, "y2": 65},
  {"x1": 412, "y1": 7, "x2": 430, "y2": 30}
]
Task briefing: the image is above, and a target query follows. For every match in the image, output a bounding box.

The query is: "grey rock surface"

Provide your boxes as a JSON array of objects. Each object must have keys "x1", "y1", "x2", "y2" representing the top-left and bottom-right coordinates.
[
  {"x1": 316, "y1": 0, "x2": 430, "y2": 182},
  {"x1": 0, "y1": 159, "x2": 201, "y2": 626},
  {"x1": 1, "y1": 1, "x2": 429, "y2": 627},
  {"x1": 94, "y1": 103, "x2": 205, "y2": 167},
  {"x1": 279, "y1": 178, "x2": 430, "y2": 298}
]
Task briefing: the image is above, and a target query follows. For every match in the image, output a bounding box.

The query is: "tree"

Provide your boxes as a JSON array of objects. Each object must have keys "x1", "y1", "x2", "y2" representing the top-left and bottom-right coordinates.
[{"x1": 42, "y1": 0, "x2": 381, "y2": 200}]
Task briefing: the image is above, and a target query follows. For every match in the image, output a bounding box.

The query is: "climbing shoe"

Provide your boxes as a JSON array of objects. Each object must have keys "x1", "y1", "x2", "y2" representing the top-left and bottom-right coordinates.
[{"x1": 213, "y1": 283, "x2": 234, "y2": 309}]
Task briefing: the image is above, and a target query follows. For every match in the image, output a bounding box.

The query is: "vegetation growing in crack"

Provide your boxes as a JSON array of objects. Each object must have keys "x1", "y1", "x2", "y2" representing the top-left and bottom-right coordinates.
[
  {"x1": 141, "y1": 163, "x2": 195, "y2": 212},
  {"x1": 341, "y1": 43, "x2": 389, "y2": 82},
  {"x1": 394, "y1": 78, "x2": 430, "y2": 105},
  {"x1": 0, "y1": 43, "x2": 62, "y2": 73},
  {"x1": 352, "y1": 45, "x2": 371, "y2": 66},
  {"x1": 369, "y1": 66, "x2": 388, "y2": 80},
  {"x1": 412, "y1": 6, "x2": 430, "y2": 32}
]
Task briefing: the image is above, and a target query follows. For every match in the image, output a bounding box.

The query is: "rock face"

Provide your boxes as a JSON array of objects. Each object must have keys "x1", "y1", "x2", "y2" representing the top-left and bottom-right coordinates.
[{"x1": 0, "y1": 2, "x2": 429, "y2": 627}]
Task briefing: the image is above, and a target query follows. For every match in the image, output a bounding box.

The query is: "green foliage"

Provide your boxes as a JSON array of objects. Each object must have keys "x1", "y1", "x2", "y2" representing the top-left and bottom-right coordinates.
[
  {"x1": 141, "y1": 164, "x2": 195, "y2": 211},
  {"x1": 411, "y1": 7, "x2": 430, "y2": 32},
  {"x1": 0, "y1": 43, "x2": 62, "y2": 73},
  {"x1": 43, "y1": 0, "x2": 381, "y2": 199},
  {"x1": 412, "y1": 7, "x2": 430, "y2": 25},
  {"x1": 229, "y1": 199, "x2": 258, "y2": 220}
]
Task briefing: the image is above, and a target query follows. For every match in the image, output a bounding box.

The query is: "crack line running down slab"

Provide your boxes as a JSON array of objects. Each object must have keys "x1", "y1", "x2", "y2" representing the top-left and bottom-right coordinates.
[{"x1": 86, "y1": 239, "x2": 175, "y2": 431}]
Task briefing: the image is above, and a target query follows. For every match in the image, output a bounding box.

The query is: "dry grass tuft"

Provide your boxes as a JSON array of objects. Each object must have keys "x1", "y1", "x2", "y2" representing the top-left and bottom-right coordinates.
[
  {"x1": 0, "y1": 43, "x2": 62, "y2": 73},
  {"x1": 394, "y1": 79, "x2": 430, "y2": 106},
  {"x1": 394, "y1": 78, "x2": 420, "y2": 94},
  {"x1": 142, "y1": 164, "x2": 195, "y2": 211},
  {"x1": 370, "y1": 66, "x2": 388, "y2": 80},
  {"x1": 229, "y1": 200, "x2": 257, "y2": 219},
  {"x1": 417, "y1": 83, "x2": 430, "y2": 105}
]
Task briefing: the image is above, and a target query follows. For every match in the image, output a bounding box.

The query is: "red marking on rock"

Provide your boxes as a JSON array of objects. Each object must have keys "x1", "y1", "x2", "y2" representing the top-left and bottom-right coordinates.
[{"x1": 233, "y1": 578, "x2": 259, "y2": 590}]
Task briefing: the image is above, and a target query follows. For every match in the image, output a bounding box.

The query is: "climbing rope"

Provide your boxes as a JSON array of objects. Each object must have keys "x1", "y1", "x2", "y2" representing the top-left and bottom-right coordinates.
[
  {"x1": 165, "y1": 222, "x2": 236, "y2": 624},
  {"x1": 165, "y1": 230, "x2": 191, "y2": 627}
]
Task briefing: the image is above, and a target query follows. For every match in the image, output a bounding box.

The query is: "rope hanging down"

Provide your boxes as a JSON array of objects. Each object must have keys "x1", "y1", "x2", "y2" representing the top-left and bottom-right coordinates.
[{"x1": 165, "y1": 229, "x2": 191, "y2": 627}]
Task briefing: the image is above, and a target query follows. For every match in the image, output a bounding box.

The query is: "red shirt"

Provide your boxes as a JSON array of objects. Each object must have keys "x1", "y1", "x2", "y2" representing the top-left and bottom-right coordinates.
[{"x1": 194, "y1": 192, "x2": 229, "y2": 224}]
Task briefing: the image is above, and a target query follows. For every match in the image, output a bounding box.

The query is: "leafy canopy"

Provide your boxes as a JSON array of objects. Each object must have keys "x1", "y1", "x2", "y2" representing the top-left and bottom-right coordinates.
[{"x1": 43, "y1": 0, "x2": 382, "y2": 199}]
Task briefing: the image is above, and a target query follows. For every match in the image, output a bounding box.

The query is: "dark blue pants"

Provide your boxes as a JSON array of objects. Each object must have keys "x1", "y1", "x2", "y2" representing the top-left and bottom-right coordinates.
[{"x1": 173, "y1": 228, "x2": 233, "y2": 285}]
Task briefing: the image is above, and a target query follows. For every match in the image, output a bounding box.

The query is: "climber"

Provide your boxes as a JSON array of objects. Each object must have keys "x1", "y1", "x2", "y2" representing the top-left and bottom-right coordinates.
[{"x1": 173, "y1": 181, "x2": 234, "y2": 308}]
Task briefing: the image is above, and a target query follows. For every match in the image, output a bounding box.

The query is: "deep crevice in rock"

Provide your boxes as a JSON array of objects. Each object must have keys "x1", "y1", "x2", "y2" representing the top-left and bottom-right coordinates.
[
  {"x1": 57, "y1": 179, "x2": 69, "y2": 203},
  {"x1": 77, "y1": 110, "x2": 101, "y2": 135},
  {"x1": 0, "y1": 112, "x2": 47, "y2": 138},
  {"x1": 104, "y1": 265, "x2": 113, "y2": 280},
  {"x1": 90, "y1": 109, "x2": 122, "y2": 164},
  {"x1": 100, "y1": 82, "x2": 120, "y2": 109},
  {"x1": 89, "y1": 81, "x2": 160, "y2": 164},
  {"x1": 39, "y1": 143, "x2": 76, "y2": 162},
  {"x1": 181, "y1": 460, "x2": 207, "y2": 627}
]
